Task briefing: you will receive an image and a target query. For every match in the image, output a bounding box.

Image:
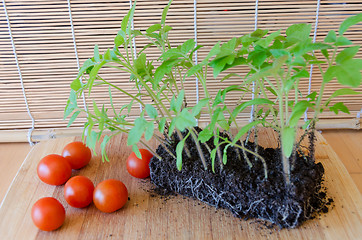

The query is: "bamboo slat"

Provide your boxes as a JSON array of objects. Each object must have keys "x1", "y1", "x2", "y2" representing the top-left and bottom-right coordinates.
[{"x1": 0, "y1": 0, "x2": 362, "y2": 137}]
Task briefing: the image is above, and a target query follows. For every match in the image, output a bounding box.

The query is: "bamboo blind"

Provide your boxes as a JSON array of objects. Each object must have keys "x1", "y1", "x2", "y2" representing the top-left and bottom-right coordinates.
[{"x1": 0, "y1": 0, "x2": 361, "y2": 142}]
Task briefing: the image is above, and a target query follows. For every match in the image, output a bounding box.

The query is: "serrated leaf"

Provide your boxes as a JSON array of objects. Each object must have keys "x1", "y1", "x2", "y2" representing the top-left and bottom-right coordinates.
[
  {"x1": 94, "y1": 45, "x2": 100, "y2": 62},
  {"x1": 146, "y1": 24, "x2": 162, "y2": 34},
  {"x1": 175, "y1": 90, "x2": 184, "y2": 112},
  {"x1": 231, "y1": 98, "x2": 275, "y2": 120},
  {"x1": 145, "y1": 104, "x2": 158, "y2": 119},
  {"x1": 121, "y1": 2, "x2": 136, "y2": 33},
  {"x1": 336, "y1": 46, "x2": 360, "y2": 64},
  {"x1": 132, "y1": 144, "x2": 142, "y2": 159},
  {"x1": 175, "y1": 109, "x2": 196, "y2": 131},
  {"x1": 198, "y1": 128, "x2": 213, "y2": 143},
  {"x1": 329, "y1": 102, "x2": 350, "y2": 114},
  {"x1": 281, "y1": 127, "x2": 296, "y2": 158},
  {"x1": 93, "y1": 100, "x2": 101, "y2": 116},
  {"x1": 321, "y1": 49, "x2": 329, "y2": 60},
  {"x1": 145, "y1": 122, "x2": 154, "y2": 141},
  {"x1": 334, "y1": 59, "x2": 362, "y2": 87},
  {"x1": 71, "y1": 78, "x2": 82, "y2": 91},
  {"x1": 307, "y1": 91, "x2": 317, "y2": 101},
  {"x1": 232, "y1": 121, "x2": 263, "y2": 145},
  {"x1": 158, "y1": 117, "x2": 166, "y2": 133},
  {"x1": 324, "y1": 30, "x2": 336, "y2": 43},
  {"x1": 266, "y1": 86, "x2": 277, "y2": 96},
  {"x1": 335, "y1": 36, "x2": 352, "y2": 46},
  {"x1": 286, "y1": 23, "x2": 312, "y2": 43},
  {"x1": 161, "y1": 0, "x2": 172, "y2": 24},
  {"x1": 127, "y1": 117, "x2": 148, "y2": 146},
  {"x1": 289, "y1": 100, "x2": 313, "y2": 127},
  {"x1": 181, "y1": 39, "x2": 195, "y2": 54},
  {"x1": 168, "y1": 118, "x2": 176, "y2": 137},
  {"x1": 192, "y1": 98, "x2": 209, "y2": 117},
  {"x1": 67, "y1": 111, "x2": 80, "y2": 127},
  {"x1": 339, "y1": 13, "x2": 362, "y2": 35},
  {"x1": 330, "y1": 88, "x2": 361, "y2": 99}
]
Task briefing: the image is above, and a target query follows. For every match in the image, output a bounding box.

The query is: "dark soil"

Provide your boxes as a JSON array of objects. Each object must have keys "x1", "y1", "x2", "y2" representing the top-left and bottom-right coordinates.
[{"x1": 149, "y1": 128, "x2": 333, "y2": 229}]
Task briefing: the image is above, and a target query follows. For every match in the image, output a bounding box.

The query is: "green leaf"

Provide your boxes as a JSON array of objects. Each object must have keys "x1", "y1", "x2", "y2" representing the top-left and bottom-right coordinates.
[
  {"x1": 161, "y1": 0, "x2": 172, "y2": 25},
  {"x1": 187, "y1": 63, "x2": 203, "y2": 77},
  {"x1": 210, "y1": 148, "x2": 217, "y2": 173},
  {"x1": 114, "y1": 35, "x2": 125, "y2": 47},
  {"x1": 145, "y1": 104, "x2": 158, "y2": 119},
  {"x1": 168, "y1": 118, "x2": 176, "y2": 137},
  {"x1": 266, "y1": 86, "x2": 277, "y2": 96},
  {"x1": 323, "y1": 65, "x2": 338, "y2": 84},
  {"x1": 289, "y1": 100, "x2": 313, "y2": 127},
  {"x1": 181, "y1": 39, "x2": 195, "y2": 54},
  {"x1": 132, "y1": 144, "x2": 142, "y2": 159},
  {"x1": 100, "y1": 135, "x2": 111, "y2": 162},
  {"x1": 336, "y1": 46, "x2": 360, "y2": 64},
  {"x1": 335, "y1": 36, "x2": 352, "y2": 46},
  {"x1": 231, "y1": 98, "x2": 275, "y2": 120},
  {"x1": 232, "y1": 121, "x2": 263, "y2": 145},
  {"x1": 94, "y1": 45, "x2": 100, "y2": 62},
  {"x1": 93, "y1": 100, "x2": 101, "y2": 116},
  {"x1": 286, "y1": 23, "x2": 312, "y2": 43},
  {"x1": 339, "y1": 13, "x2": 362, "y2": 35},
  {"x1": 330, "y1": 88, "x2": 361, "y2": 99},
  {"x1": 71, "y1": 78, "x2": 82, "y2": 91},
  {"x1": 192, "y1": 98, "x2": 209, "y2": 117},
  {"x1": 145, "y1": 122, "x2": 154, "y2": 141},
  {"x1": 175, "y1": 90, "x2": 184, "y2": 112},
  {"x1": 324, "y1": 30, "x2": 336, "y2": 43},
  {"x1": 281, "y1": 127, "x2": 296, "y2": 158},
  {"x1": 321, "y1": 49, "x2": 329, "y2": 60},
  {"x1": 146, "y1": 24, "x2": 162, "y2": 34},
  {"x1": 158, "y1": 117, "x2": 166, "y2": 133},
  {"x1": 64, "y1": 90, "x2": 78, "y2": 118},
  {"x1": 307, "y1": 91, "x2": 317, "y2": 101},
  {"x1": 223, "y1": 144, "x2": 230, "y2": 165},
  {"x1": 333, "y1": 59, "x2": 362, "y2": 87},
  {"x1": 198, "y1": 128, "x2": 213, "y2": 143},
  {"x1": 175, "y1": 109, "x2": 196, "y2": 131},
  {"x1": 127, "y1": 117, "x2": 147, "y2": 146},
  {"x1": 251, "y1": 29, "x2": 268, "y2": 38},
  {"x1": 121, "y1": 2, "x2": 136, "y2": 33},
  {"x1": 67, "y1": 111, "x2": 80, "y2": 127},
  {"x1": 329, "y1": 102, "x2": 350, "y2": 114},
  {"x1": 176, "y1": 135, "x2": 187, "y2": 171}
]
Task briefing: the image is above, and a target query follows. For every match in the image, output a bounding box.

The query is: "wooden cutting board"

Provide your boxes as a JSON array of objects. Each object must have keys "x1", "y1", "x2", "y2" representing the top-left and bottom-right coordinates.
[{"x1": 0, "y1": 129, "x2": 361, "y2": 240}]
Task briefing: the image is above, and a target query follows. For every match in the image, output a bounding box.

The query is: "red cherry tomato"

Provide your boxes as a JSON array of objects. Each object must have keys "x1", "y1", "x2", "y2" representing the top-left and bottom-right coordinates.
[
  {"x1": 64, "y1": 176, "x2": 94, "y2": 208},
  {"x1": 126, "y1": 149, "x2": 153, "y2": 178},
  {"x1": 37, "y1": 154, "x2": 72, "y2": 185},
  {"x1": 31, "y1": 197, "x2": 65, "y2": 231},
  {"x1": 62, "y1": 141, "x2": 92, "y2": 170},
  {"x1": 93, "y1": 179, "x2": 128, "y2": 213}
]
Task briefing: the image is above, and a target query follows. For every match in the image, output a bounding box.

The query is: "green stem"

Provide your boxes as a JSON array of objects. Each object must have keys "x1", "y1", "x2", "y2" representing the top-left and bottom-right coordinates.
[{"x1": 189, "y1": 128, "x2": 208, "y2": 170}]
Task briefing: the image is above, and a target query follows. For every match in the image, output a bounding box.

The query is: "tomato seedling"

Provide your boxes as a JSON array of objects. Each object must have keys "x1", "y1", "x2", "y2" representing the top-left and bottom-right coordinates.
[
  {"x1": 64, "y1": 176, "x2": 94, "y2": 208},
  {"x1": 31, "y1": 197, "x2": 65, "y2": 231},
  {"x1": 37, "y1": 154, "x2": 72, "y2": 185},
  {"x1": 62, "y1": 141, "x2": 92, "y2": 169},
  {"x1": 93, "y1": 179, "x2": 128, "y2": 213},
  {"x1": 127, "y1": 149, "x2": 153, "y2": 179}
]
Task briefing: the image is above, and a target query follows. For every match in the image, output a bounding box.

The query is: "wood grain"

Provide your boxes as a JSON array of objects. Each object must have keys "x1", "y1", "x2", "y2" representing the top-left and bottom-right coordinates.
[{"x1": 0, "y1": 130, "x2": 361, "y2": 239}]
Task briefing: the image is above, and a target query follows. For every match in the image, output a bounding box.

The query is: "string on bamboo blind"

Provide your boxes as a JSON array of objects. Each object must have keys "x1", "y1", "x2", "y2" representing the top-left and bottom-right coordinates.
[
  {"x1": 0, "y1": 0, "x2": 362, "y2": 142},
  {"x1": 2, "y1": 0, "x2": 35, "y2": 144},
  {"x1": 305, "y1": 0, "x2": 321, "y2": 122}
]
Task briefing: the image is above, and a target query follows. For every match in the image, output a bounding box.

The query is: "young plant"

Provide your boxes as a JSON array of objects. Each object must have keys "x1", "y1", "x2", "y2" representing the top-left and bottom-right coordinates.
[{"x1": 210, "y1": 13, "x2": 362, "y2": 185}]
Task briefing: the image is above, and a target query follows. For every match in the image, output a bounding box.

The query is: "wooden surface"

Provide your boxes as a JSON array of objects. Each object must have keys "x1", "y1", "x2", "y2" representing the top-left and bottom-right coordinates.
[
  {"x1": 0, "y1": 130, "x2": 361, "y2": 239},
  {"x1": 0, "y1": 142, "x2": 32, "y2": 202},
  {"x1": 322, "y1": 130, "x2": 362, "y2": 194}
]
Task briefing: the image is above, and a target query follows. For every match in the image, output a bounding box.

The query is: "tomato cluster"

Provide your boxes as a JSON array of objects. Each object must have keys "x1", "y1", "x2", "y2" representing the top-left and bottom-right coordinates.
[{"x1": 32, "y1": 143, "x2": 153, "y2": 232}]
